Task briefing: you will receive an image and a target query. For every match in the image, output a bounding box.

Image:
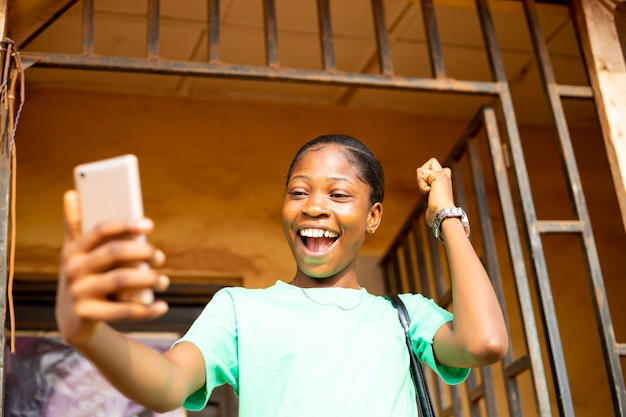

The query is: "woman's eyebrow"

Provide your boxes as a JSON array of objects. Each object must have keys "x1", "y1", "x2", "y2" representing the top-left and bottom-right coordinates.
[
  {"x1": 288, "y1": 175, "x2": 355, "y2": 186},
  {"x1": 288, "y1": 174, "x2": 310, "y2": 181},
  {"x1": 327, "y1": 177, "x2": 355, "y2": 186}
]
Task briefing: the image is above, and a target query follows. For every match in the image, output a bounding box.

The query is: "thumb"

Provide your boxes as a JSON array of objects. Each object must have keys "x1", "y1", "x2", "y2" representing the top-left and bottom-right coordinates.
[
  {"x1": 416, "y1": 165, "x2": 435, "y2": 194},
  {"x1": 63, "y1": 190, "x2": 82, "y2": 240}
]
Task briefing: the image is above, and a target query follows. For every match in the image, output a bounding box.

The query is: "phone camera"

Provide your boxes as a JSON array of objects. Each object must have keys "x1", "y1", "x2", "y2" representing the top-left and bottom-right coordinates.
[{"x1": 79, "y1": 172, "x2": 86, "y2": 178}]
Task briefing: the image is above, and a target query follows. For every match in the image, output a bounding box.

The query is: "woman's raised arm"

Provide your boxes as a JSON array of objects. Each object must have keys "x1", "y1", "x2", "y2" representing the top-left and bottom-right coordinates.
[{"x1": 416, "y1": 158, "x2": 509, "y2": 368}]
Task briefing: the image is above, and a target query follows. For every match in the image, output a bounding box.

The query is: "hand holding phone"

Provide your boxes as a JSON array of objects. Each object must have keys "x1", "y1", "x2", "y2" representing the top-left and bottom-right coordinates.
[{"x1": 74, "y1": 154, "x2": 155, "y2": 305}]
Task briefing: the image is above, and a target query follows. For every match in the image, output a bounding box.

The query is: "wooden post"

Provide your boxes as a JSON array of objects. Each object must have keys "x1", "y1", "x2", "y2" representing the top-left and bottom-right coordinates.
[
  {"x1": 0, "y1": 0, "x2": 10, "y2": 415},
  {"x1": 572, "y1": 0, "x2": 626, "y2": 234}
]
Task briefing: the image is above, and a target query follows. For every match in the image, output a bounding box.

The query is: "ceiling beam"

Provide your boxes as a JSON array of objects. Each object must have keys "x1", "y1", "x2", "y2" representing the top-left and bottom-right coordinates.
[{"x1": 7, "y1": 0, "x2": 78, "y2": 49}]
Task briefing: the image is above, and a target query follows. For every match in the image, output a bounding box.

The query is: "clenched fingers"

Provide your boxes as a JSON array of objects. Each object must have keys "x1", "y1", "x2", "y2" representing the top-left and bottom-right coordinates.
[
  {"x1": 416, "y1": 158, "x2": 457, "y2": 227},
  {"x1": 74, "y1": 298, "x2": 169, "y2": 322},
  {"x1": 416, "y1": 158, "x2": 452, "y2": 194},
  {"x1": 68, "y1": 218, "x2": 155, "y2": 256},
  {"x1": 64, "y1": 239, "x2": 165, "y2": 281},
  {"x1": 69, "y1": 268, "x2": 170, "y2": 301}
]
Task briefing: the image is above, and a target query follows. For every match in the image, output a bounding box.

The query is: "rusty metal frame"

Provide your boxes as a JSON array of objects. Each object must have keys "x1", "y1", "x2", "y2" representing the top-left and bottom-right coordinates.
[
  {"x1": 0, "y1": 43, "x2": 12, "y2": 417},
  {"x1": 523, "y1": 0, "x2": 625, "y2": 414},
  {"x1": 0, "y1": 36, "x2": 22, "y2": 417},
  {"x1": 19, "y1": 51, "x2": 502, "y2": 94},
  {"x1": 380, "y1": 0, "x2": 623, "y2": 415},
  {"x1": 2, "y1": 0, "x2": 623, "y2": 415}
]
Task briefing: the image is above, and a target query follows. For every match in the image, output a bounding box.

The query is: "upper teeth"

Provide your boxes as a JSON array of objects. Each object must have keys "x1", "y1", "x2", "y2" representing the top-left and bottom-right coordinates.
[{"x1": 300, "y1": 228, "x2": 338, "y2": 238}]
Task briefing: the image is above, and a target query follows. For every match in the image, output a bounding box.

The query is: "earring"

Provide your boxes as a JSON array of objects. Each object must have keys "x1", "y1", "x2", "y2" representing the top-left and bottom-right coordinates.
[{"x1": 369, "y1": 227, "x2": 376, "y2": 235}]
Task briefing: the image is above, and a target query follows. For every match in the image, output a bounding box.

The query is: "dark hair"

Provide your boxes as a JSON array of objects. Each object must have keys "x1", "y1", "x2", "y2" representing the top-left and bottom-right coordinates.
[{"x1": 286, "y1": 134, "x2": 385, "y2": 205}]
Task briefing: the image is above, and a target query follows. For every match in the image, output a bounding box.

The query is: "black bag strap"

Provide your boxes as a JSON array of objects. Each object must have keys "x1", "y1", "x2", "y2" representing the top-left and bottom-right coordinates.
[{"x1": 386, "y1": 294, "x2": 436, "y2": 417}]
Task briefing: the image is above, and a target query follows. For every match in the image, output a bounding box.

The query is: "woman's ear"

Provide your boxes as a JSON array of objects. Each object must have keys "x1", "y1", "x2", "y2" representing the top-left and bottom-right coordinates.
[{"x1": 367, "y1": 202, "x2": 383, "y2": 234}]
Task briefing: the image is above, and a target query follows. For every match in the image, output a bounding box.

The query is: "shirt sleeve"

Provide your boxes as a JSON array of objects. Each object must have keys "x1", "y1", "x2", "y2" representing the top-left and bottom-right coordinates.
[
  {"x1": 170, "y1": 288, "x2": 239, "y2": 411},
  {"x1": 398, "y1": 293, "x2": 470, "y2": 385}
]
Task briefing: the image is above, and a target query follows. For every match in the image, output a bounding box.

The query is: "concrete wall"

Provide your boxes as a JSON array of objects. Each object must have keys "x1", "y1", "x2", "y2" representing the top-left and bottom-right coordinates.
[
  {"x1": 14, "y1": 88, "x2": 468, "y2": 287},
  {"x1": 11, "y1": 87, "x2": 626, "y2": 416}
]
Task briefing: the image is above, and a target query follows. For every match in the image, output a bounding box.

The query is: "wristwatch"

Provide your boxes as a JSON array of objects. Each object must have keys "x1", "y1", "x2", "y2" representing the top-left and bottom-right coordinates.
[{"x1": 432, "y1": 207, "x2": 470, "y2": 242}]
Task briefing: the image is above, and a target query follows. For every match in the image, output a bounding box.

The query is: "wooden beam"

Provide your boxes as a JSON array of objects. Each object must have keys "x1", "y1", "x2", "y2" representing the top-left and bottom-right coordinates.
[
  {"x1": 7, "y1": 0, "x2": 78, "y2": 48},
  {"x1": 0, "y1": 0, "x2": 8, "y2": 38},
  {"x1": 572, "y1": 0, "x2": 626, "y2": 234}
]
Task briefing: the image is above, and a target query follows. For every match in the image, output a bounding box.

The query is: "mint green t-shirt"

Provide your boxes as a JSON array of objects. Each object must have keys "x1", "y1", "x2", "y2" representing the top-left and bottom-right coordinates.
[{"x1": 174, "y1": 280, "x2": 469, "y2": 417}]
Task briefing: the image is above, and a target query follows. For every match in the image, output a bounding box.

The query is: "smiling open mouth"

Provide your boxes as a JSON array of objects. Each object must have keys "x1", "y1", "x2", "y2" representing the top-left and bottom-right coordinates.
[{"x1": 299, "y1": 228, "x2": 339, "y2": 252}]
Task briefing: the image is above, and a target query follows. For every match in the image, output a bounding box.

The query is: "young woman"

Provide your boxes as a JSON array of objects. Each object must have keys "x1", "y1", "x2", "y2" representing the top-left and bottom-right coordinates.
[{"x1": 56, "y1": 134, "x2": 508, "y2": 416}]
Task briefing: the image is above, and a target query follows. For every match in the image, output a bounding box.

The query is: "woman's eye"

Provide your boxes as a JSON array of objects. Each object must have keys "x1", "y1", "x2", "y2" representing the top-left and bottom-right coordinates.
[
  {"x1": 330, "y1": 193, "x2": 350, "y2": 200},
  {"x1": 289, "y1": 190, "x2": 307, "y2": 197}
]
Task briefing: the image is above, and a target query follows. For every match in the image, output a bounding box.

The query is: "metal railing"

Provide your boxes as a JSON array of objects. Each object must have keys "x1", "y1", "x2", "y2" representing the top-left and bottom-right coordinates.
[{"x1": 379, "y1": 0, "x2": 623, "y2": 415}]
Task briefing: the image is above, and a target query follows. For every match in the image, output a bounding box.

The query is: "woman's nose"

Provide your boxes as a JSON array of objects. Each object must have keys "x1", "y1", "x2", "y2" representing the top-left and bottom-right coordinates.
[{"x1": 303, "y1": 193, "x2": 330, "y2": 217}]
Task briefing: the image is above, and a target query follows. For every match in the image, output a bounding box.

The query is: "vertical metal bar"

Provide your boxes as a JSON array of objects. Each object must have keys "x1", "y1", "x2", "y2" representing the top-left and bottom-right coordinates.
[
  {"x1": 82, "y1": 0, "x2": 94, "y2": 55},
  {"x1": 0, "y1": 8, "x2": 11, "y2": 415},
  {"x1": 476, "y1": 0, "x2": 574, "y2": 414},
  {"x1": 467, "y1": 133, "x2": 518, "y2": 417},
  {"x1": 412, "y1": 222, "x2": 431, "y2": 297},
  {"x1": 412, "y1": 218, "x2": 432, "y2": 297},
  {"x1": 147, "y1": 0, "x2": 160, "y2": 59},
  {"x1": 450, "y1": 152, "x2": 493, "y2": 415},
  {"x1": 426, "y1": 221, "x2": 446, "y2": 301},
  {"x1": 483, "y1": 107, "x2": 554, "y2": 416},
  {"x1": 451, "y1": 160, "x2": 468, "y2": 215},
  {"x1": 467, "y1": 134, "x2": 502, "y2": 306},
  {"x1": 382, "y1": 260, "x2": 392, "y2": 294},
  {"x1": 391, "y1": 253, "x2": 402, "y2": 294},
  {"x1": 450, "y1": 385, "x2": 465, "y2": 417},
  {"x1": 522, "y1": 0, "x2": 579, "y2": 217},
  {"x1": 421, "y1": 0, "x2": 446, "y2": 78},
  {"x1": 480, "y1": 108, "x2": 524, "y2": 417},
  {"x1": 263, "y1": 0, "x2": 279, "y2": 67},
  {"x1": 480, "y1": 367, "x2": 498, "y2": 417},
  {"x1": 316, "y1": 0, "x2": 336, "y2": 71},
  {"x1": 396, "y1": 244, "x2": 407, "y2": 292},
  {"x1": 465, "y1": 141, "x2": 492, "y2": 417},
  {"x1": 401, "y1": 238, "x2": 418, "y2": 294},
  {"x1": 384, "y1": 259, "x2": 394, "y2": 293},
  {"x1": 465, "y1": 367, "x2": 497, "y2": 417},
  {"x1": 432, "y1": 373, "x2": 447, "y2": 415},
  {"x1": 371, "y1": 0, "x2": 394, "y2": 75},
  {"x1": 208, "y1": 0, "x2": 220, "y2": 62},
  {"x1": 524, "y1": 1, "x2": 626, "y2": 414},
  {"x1": 0, "y1": 81, "x2": 9, "y2": 417},
  {"x1": 465, "y1": 371, "x2": 481, "y2": 417}
]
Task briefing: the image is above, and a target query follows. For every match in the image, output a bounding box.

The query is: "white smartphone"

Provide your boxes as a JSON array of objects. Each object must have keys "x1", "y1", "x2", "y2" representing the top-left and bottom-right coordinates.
[{"x1": 74, "y1": 154, "x2": 154, "y2": 305}]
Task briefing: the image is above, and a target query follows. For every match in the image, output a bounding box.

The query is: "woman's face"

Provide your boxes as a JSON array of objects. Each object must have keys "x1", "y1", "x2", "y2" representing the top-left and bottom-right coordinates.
[{"x1": 282, "y1": 145, "x2": 382, "y2": 281}]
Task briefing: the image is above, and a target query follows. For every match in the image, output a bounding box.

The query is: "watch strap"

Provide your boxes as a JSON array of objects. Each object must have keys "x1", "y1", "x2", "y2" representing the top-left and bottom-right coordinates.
[{"x1": 432, "y1": 207, "x2": 470, "y2": 242}]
